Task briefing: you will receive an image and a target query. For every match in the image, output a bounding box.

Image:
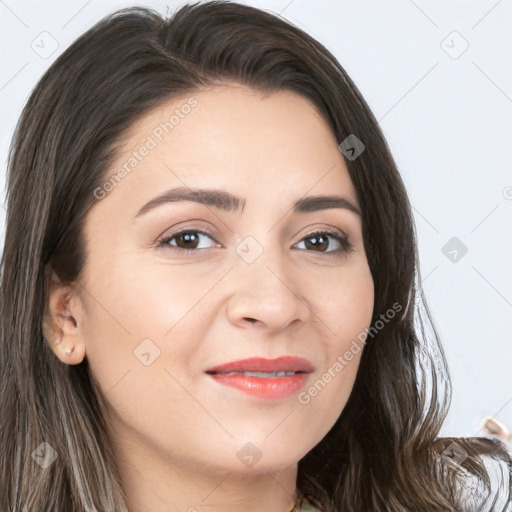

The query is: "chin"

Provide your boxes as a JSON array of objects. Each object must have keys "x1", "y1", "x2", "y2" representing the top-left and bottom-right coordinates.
[{"x1": 221, "y1": 441, "x2": 304, "y2": 474}]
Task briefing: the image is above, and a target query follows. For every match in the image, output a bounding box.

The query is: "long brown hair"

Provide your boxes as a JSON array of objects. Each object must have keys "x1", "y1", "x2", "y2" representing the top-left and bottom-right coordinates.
[{"x1": 1, "y1": 2, "x2": 510, "y2": 511}]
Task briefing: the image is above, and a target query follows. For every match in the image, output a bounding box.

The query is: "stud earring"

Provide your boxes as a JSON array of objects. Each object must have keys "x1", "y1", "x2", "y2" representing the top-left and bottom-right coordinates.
[{"x1": 65, "y1": 347, "x2": 74, "y2": 357}]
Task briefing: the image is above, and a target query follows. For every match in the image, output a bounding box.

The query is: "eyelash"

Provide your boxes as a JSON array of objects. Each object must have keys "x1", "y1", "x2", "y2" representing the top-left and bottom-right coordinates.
[{"x1": 156, "y1": 228, "x2": 355, "y2": 256}]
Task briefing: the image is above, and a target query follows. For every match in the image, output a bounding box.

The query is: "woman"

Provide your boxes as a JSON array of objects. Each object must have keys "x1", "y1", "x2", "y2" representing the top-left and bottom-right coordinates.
[{"x1": 1, "y1": 1, "x2": 510, "y2": 511}]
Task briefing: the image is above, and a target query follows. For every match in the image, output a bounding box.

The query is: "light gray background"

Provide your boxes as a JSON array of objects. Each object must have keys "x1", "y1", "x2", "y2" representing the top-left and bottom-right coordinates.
[{"x1": 1, "y1": 0, "x2": 511, "y2": 440}]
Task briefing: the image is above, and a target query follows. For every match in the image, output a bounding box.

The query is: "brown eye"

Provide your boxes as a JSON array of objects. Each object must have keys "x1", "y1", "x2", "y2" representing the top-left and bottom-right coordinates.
[
  {"x1": 303, "y1": 234, "x2": 329, "y2": 252},
  {"x1": 293, "y1": 231, "x2": 354, "y2": 255},
  {"x1": 157, "y1": 230, "x2": 218, "y2": 251}
]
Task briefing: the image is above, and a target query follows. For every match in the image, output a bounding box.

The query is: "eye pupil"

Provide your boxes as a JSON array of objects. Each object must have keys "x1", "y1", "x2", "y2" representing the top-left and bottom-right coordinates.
[
  {"x1": 304, "y1": 234, "x2": 329, "y2": 252},
  {"x1": 177, "y1": 232, "x2": 199, "y2": 249}
]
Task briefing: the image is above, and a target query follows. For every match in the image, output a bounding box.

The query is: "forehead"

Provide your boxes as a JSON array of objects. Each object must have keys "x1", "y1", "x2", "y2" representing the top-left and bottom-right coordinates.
[{"x1": 95, "y1": 83, "x2": 358, "y2": 215}]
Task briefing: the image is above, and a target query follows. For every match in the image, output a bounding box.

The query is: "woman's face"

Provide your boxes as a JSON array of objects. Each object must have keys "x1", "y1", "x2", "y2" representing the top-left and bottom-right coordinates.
[{"x1": 72, "y1": 84, "x2": 374, "y2": 475}]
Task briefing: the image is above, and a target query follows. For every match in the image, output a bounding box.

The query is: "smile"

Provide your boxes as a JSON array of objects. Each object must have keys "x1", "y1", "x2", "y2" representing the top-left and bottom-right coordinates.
[{"x1": 205, "y1": 356, "x2": 314, "y2": 399}]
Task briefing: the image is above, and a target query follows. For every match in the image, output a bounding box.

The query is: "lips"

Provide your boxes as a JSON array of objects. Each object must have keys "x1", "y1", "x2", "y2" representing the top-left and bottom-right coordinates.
[
  {"x1": 206, "y1": 356, "x2": 315, "y2": 375},
  {"x1": 206, "y1": 356, "x2": 314, "y2": 400}
]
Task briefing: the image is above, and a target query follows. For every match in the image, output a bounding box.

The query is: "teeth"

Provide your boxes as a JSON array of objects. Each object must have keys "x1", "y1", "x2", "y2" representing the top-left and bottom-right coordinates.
[{"x1": 222, "y1": 371, "x2": 297, "y2": 377}]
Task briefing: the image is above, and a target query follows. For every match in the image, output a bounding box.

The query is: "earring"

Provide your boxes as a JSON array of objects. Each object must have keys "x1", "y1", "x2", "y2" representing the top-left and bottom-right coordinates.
[{"x1": 65, "y1": 347, "x2": 74, "y2": 357}]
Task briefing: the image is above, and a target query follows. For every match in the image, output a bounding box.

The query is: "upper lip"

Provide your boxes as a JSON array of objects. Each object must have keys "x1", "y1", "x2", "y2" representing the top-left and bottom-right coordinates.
[{"x1": 206, "y1": 356, "x2": 315, "y2": 374}]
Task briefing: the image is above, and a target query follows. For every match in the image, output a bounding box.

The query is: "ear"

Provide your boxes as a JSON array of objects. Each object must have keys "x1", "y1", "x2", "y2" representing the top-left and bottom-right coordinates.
[{"x1": 43, "y1": 265, "x2": 86, "y2": 365}]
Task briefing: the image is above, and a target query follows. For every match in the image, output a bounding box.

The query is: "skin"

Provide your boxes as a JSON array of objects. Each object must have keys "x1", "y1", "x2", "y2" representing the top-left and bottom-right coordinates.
[{"x1": 47, "y1": 83, "x2": 374, "y2": 512}]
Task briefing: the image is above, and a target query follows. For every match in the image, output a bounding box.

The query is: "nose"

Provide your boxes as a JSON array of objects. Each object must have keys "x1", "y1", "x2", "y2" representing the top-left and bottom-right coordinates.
[{"x1": 225, "y1": 249, "x2": 311, "y2": 332}]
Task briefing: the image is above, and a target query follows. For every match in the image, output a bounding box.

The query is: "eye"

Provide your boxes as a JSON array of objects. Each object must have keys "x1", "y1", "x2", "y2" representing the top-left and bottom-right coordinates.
[
  {"x1": 156, "y1": 228, "x2": 355, "y2": 256},
  {"x1": 293, "y1": 230, "x2": 354, "y2": 255},
  {"x1": 157, "y1": 229, "x2": 218, "y2": 252}
]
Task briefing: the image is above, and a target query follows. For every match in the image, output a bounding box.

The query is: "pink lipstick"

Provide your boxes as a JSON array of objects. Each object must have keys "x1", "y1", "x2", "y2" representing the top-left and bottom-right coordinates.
[{"x1": 205, "y1": 356, "x2": 314, "y2": 400}]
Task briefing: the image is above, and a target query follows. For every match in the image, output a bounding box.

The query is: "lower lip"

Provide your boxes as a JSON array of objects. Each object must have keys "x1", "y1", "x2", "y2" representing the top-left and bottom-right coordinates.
[{"x1": 207, "y1": 373, "x2": 310, "y2": 400}]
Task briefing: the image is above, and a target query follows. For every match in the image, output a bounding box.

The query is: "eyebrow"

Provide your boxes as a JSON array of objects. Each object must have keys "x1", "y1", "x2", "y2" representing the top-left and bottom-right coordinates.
[{"x1": 132, "y1": 186, "x2": 361, "y2": 219}]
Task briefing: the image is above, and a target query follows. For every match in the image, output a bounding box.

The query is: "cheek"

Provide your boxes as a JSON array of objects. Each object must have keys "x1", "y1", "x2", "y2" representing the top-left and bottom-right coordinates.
[
  {"x1": 296, "y1": 262, "x2": 373, "y2": 424},
  {"x1": 80, "y1": 257, "x2": 214, "y2": 397},
  {"x1": 318, "y1": 259, "x2": 375, "y2": 342},
  {"x1": 326, "y1": 265, "x2": 374, "y2": 386}
]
